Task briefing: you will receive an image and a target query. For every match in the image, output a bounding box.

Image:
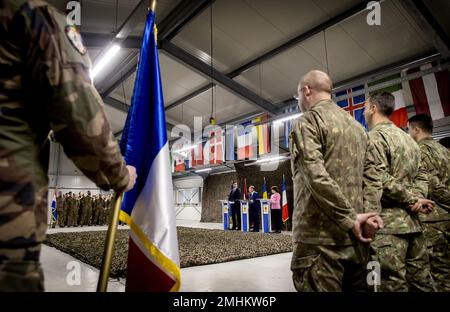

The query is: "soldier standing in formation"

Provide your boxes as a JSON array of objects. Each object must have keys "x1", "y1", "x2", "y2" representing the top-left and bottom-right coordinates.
[
  {"x1": 289, "y1": 70, "x2": 383, "y2": 292},
  {"x1": 56, "y1": 192, "x2": 64, "y2": 228},
  {"x1": 363, "y1": 92, "x2": 434, "y2": 292},
  {"x1": 55, "y1": 191, "x2": 116, "y2": 227},
  {"x1": 408, "y1": 114, "x2": 450, "y2": 292},
  {"x1": 0, "y1": 0, "x2": 137, "y2": 291}
]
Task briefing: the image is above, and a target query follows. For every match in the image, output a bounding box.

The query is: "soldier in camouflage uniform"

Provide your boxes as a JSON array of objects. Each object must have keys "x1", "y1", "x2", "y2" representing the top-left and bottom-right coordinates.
[
  {"x1": 77, "y1": 192, "x2": 84, "y2": 226},
  {"x1": 56, "y1": 191, "x2": 64, "y2": 227},
  {"x1": 61, "y1": 193, "x2": 71, "y2": 227},
  {"x1": 363, "y1": 92, "x2": 434, "y2": 292},
  {"x1": 66, "y1": 192, "x2": 75, "y2": 227},
  {"x1": 289, "y1": 70, "x2": 383, "y2": 292},
  {"x1": 80, "y1": 191, "x2": 93, "y2": 226},
  {"x1": 92, "y1": 195, "x2": 100, "y2": 226},
  {"x1": 0, "y1": 0, "x2": 137, "y2": 291},
  {"x1": 408, "y1": 114, "x2": 450, "y2": 292},
  {"x1": 107, "y1": 194, "x2": 114, "y2": 225}
]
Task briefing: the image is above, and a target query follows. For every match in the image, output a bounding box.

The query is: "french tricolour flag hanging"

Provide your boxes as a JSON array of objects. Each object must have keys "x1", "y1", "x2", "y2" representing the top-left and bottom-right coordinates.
[
  {"x1": 281, "y1": 175, "x2": 289, "y2": 223},
  {"x1": 119, "y1": 9, "x2": 180, "y2": 292}
]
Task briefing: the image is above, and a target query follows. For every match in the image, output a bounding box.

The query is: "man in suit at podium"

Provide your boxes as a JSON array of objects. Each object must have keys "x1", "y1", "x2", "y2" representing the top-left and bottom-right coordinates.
[
  {"x1": 228, "y1": 181, "x2": 242, "y2": 230},
  {"x1": 248, "y1": 185, "x2": 260, "y2": 232}
]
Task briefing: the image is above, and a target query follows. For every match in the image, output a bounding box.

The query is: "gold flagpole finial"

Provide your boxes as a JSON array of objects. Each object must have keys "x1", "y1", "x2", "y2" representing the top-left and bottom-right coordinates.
[{"x1": 149, "y1": 0, "x2": 157, "y2": 12}]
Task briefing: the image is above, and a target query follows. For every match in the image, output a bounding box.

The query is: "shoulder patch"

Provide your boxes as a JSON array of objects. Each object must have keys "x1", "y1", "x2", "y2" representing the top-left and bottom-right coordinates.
[{"x1": 65, "y1": 25, "x2": 87, "y2": 55}]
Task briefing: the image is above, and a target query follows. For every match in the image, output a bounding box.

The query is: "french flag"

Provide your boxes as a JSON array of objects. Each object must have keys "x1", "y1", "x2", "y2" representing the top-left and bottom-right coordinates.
[
  {"x1": 119, "y1": 9, "x2": 180, "y2": 292},
  {"x1": 281, "y1": 175, "x2": 289, "y2": 223}
]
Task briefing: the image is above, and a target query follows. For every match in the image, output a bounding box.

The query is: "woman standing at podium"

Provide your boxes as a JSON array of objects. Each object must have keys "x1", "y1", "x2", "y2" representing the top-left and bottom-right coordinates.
[
  {"x1": 270, "y1": 186, "x2": 282, "y2": 233},
  {"x1": 228, "y1": 181, "x2": 242, "y2": 230}
]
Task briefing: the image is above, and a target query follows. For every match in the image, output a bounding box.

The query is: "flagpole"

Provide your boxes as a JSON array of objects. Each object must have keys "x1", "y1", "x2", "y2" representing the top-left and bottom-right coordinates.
[
  {"x1": 96, "y1": 0, "x2": 158, "y2": 293},
  {"x1": 96, "y1": 192, "x2": 124, "y2": 292}
]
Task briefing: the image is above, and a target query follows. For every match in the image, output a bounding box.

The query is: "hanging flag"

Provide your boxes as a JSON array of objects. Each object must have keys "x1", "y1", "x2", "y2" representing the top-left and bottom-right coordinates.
[
  {"x1": 255, "y1": 115, "x2": 270, "y2": 155},
  {"x1": 368, "y1": 73, "x2": 410, "y2": 128},
  {"x1": 335, "y1": 85, "x2": 368, "y2": 130},
  {"x1": 119, "y1": 10, "x2": 180, "y2": 292},
  {"x1": 281, "y1": 175, "x2": 289, "y2": 223},
  {"x1": 407, "y1": 64, "x2": 450, "y2": 120},
  {"x1": 243, "y1": 178, "x2": 248, "y2": 201},
  {"x1": 172, "y1": 142, "x2": 186, "y2": 172},
  {"x1": 225, "y1": 125, "x2": 235, "y2": 161},
  {"x1": 191, "y1": 134, "x2": 204, "y2": 167},
  {"x1": 237, "y1": 120, "x2": 257, "y2": 160},
  {"x1": 283, "y1": 107, "x2": 297, "y2": 148},
  {"x1": 51, "y1": 194, "x2": 57, "y2": 224},
  {"x1": 262, "y1": 177, "x2": 268, "y2": 200},
  {"x1": 204, "y1": 128, "x2": 224, "y2": 165}
]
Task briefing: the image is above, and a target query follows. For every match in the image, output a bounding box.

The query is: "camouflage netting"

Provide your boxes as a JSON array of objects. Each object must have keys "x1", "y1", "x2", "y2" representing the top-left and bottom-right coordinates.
[{"x1": 44, "y1": 227, "x2": 293, "y2": 278}]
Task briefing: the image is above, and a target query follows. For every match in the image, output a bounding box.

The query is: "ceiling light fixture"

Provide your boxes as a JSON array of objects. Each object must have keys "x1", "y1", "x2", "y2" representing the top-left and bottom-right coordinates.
[
  {"x1": 91, "y1": 44, "x2": 121, "y2": 80},
  {"x1": 273, "y1": 113, "x2": 302, "y2": 125}
]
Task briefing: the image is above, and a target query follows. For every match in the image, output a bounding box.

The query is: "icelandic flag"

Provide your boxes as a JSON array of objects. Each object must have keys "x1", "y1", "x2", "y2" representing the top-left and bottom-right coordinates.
[
  {"x1": 51, "y1": 195, "x2": 57, "y2": 222},
  {"x1": 281, "y1": 175, "x2": 289, "y2": 223},
  {"x1": 262, "y1": 177, "x2": 268, "y2": 200},
  {"x1": 335, "y1": 85, "x2": 368, "y2": 130},
  {"x1": 119, "y1": 10, "x2": 180, "y2": 292}
]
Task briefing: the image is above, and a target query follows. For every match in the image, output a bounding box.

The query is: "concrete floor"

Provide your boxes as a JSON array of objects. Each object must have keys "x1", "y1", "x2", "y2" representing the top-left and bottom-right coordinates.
[{"x1": 42, "y1": 220, "x2": 295, "y2": 292}]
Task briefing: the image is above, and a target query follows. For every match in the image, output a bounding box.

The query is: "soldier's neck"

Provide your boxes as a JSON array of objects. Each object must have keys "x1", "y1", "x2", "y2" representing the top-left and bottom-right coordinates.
[
  {"x1": 416, "y1": 133, "x2": 432, "y2": 143},
  {"x1": 371, "y1": 115, "x2": 391, "y2": 128}
]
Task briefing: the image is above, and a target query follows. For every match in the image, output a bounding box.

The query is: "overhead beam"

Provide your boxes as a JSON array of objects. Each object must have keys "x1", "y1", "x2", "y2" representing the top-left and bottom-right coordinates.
[
  {"x1": 160, "y1": 40, "x2": 279, "y2": 116},
  {"x1": 399, "y1": 0, "x2": 450, "y2": 58},
  {"x1": 103, "y1": 96, "x2": 129, "y2": 113},
  {"x1": 163, "y1": 0, "x2": 372, "y2": 112},
  {"x1": 165, "y1": 83, "x2": 214, "y2": 111},
  {"x1": 97, "y1": 0, "x2": 212, "y2": 100},
  {"x1": 83, "y1": 33, "x2": 142, "y2": 49}
]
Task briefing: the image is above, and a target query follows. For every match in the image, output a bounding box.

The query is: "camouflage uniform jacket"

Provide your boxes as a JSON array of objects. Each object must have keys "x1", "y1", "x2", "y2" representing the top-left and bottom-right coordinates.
[
  {"x1": 367, "y1": 121, "x2": 427, "y2": 234},
  {"x1": 0, "y1": 0, "x2": 129, "y2": 260},
  {"x1": 418, "y1": 137, "x2": 450, "y2": 222},
  {"x1": 289, "y1": 99, "x2": 381, "y2": 246}
]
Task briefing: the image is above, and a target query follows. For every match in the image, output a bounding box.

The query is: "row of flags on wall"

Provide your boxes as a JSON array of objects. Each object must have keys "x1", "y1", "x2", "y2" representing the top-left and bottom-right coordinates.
[
  {"x1": 173, "y1": 114, "x2": 274, "y2": 172},
  {"x1": 173, "y1": 64, "x2": 449, "y2": 172},
  {"x1": 335, "y1": 64, "x2": 450, "y2": 129}
]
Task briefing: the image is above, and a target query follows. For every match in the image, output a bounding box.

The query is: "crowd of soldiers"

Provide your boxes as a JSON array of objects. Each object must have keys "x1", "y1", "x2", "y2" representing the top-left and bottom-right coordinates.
[
  {"x1": 54, "y1": 191, "x2": 114, "y2": 227},
  {"x1": 290, "y1": 70, "x2": 450, "y2": 292}
]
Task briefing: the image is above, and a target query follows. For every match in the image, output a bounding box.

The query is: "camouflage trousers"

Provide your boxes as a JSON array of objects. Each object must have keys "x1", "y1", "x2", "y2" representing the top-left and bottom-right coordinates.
[
  {"x1": 369, "y1": 232, "x2": 433, "y2": 292},
  {"x1": 80, "y1": 207, "x2": 92, "y2": 226},
  {"x1": 57, "y1": 209, "x2": 66, "y2": 227},
  {"x1": 291, "y1": 242, "x2": 369, "y2": 292},
  {"x1": 0, "y1": 259, "x2": 44, "y2": 291},
  {"x1": 422, "y1": 221, "x2": 450, "y2": 292}
]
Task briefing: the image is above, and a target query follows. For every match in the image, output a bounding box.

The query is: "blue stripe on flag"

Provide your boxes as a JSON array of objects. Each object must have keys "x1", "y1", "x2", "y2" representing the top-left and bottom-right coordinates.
[{"x1": 120, "y1": 11, "x2": 167, "y2": 215}]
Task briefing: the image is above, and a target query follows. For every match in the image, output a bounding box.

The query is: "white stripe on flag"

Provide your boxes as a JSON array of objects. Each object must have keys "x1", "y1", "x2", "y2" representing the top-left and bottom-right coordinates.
[
  {"x1": 400, "y1": 70, "x2": 414, "y2": 108},
  {"x1": 131, "y1": 143, "x2": 180, "y2": 265},
  {"x1": 420, "y1": 64, "x2": 445, "y2": 120},
  {"x1": 392, "y1": 90, "x2": 406, "y2": 110}
]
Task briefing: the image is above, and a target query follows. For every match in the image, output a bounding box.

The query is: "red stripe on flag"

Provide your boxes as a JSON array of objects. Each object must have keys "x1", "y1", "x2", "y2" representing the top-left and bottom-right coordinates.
[
  {"x1": 125, "y1": 237, "x2": 176, "y2": 292},
  {"x1": 390, "y1": 107, "x2": 408, "y2": 128},
  {"x1": 282, "y1": 204, "x2": 289, "y2": 223},
  {"x1": 435, "y1": 70, "x2": 450, "y2": 117},
  {"x1": 408, "y1": 76, "x2": 431, "y2": 116}
]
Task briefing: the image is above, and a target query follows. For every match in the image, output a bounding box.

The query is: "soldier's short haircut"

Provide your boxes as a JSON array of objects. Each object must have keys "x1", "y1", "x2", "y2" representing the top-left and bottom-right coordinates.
[
  {"x1": 368, "y1": 91, "x2": 395, "y2": 117},
  {"x1": 408, "y1": 114, "x2": 433, "y2": 134},
  {"x1": 439, "y1": 136, "x2": 450, "y2": 149}
]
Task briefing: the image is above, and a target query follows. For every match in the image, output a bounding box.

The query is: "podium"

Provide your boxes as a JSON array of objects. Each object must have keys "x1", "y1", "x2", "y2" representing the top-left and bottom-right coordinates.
[
  {"x1": 219, "y1": 200, "x2": 232, "y2": 231},
  {"x1": 240, "y1": 200, "x2": 250, "y2": 232},
  {"x1": 258, "y1": 199, "x2": 271, "y2": 233}
]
